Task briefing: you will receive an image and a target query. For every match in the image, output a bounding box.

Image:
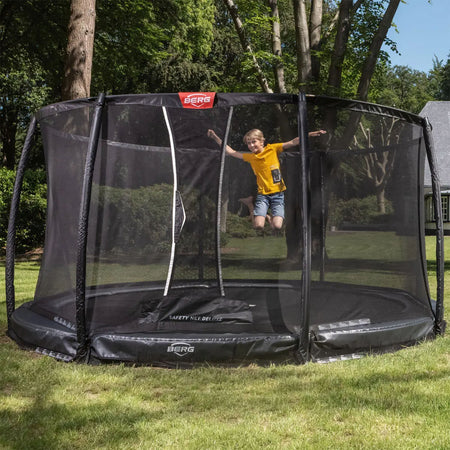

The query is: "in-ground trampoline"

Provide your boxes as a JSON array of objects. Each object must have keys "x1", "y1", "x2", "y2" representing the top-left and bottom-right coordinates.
[{"x1": 5, "y1": 92, "x2": 445, "y2": 366}]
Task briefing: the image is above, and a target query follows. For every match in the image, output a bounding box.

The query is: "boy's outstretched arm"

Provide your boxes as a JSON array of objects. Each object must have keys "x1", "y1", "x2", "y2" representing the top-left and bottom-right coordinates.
[
  {"x1": 308, "y1": 129, "x2": 327, "y2": 137},
  {"x1": 282, "y1": 129, "x2": 327, "y2": 150},
  {"x1": 282, "y1": 136, "x2": 300, "y2": 150},
  {"x1": 207, "y1": 129, "x2": 243, "y2": 159}
]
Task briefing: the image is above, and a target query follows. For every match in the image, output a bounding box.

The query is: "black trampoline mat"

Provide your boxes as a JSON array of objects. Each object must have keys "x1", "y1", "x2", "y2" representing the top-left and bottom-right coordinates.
[{"x1": 27, "y1": 280, "x2": 433, "y2": 336}]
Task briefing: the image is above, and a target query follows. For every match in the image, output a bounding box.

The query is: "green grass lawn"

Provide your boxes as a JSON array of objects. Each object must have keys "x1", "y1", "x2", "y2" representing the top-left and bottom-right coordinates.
[{"x1": 1, "y1": 236, "x2": 450, "y2": 449}]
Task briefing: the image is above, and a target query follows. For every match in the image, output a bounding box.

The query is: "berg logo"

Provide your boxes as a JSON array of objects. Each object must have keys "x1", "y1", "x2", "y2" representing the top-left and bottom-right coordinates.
[
  {"x1": 167, "y1": 342, "x2": 195, "y2": 357},
  {"x1": 178, "y1": 92, "x2": 215, "y2": 109}
]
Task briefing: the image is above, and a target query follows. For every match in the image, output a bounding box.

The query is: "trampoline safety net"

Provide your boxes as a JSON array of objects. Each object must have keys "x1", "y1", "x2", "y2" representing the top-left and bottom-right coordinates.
[{"x1": 5, "y1": 93, "x2": 443, "y2": 366}]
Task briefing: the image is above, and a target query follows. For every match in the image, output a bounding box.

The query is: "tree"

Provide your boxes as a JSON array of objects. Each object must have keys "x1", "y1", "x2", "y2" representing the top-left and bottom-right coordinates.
[
  {"x1": 325, "y1": 0, "x2": 355, "y2": 96},
  {"x1": 221, "y1": 0, "x2": 273, "y2": 93},
  {"x1": 269, "y1": 0, "x2": 287, "y2": 93},
  {"x1": 92, "y1": 0, "x2": 215, "y2": 94},
  {"x1": 293, "y1": 0, "x2": 313, "y2": 86},
  {"x1": 369, "y1": 64, "x2": 435, "y2": 114},
  {"x1": 354, "y1": 0, "x2": 400, "y2": 101},
  {"x1": 0, "y1": 0, "x2": 217, "y2": 168},
  {"x1": 0, "y1": 58, "x2": 50, "y2": 168},
  {"x1": 220, "y1": 0, "x2": 402, "y2": 99},
  {"x1": 353, "y1": 121, "x2": 397, "y2": 213},
  {"x1": 0, "y1": 0, "x2": 66, "y2": 168},
  {"x1": 62, "y1": 0, "x2": 96, "y2": 100},
  {"x1": 435, "y1": 55, "x2": 450, "y2": 101}
]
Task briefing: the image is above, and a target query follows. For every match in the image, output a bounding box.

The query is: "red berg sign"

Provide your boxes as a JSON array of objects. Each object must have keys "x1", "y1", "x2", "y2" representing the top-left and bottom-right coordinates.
[{"x1": 179, "y1": 92, "x2": 216, "y2": 109}]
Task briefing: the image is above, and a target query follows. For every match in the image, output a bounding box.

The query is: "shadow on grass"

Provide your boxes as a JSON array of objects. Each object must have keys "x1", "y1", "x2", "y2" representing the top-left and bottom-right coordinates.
[
  {"x1": 323, "y1": 258, "x2": 419, "y2": 274},
  {"x1": 221, "y1": 255, "x2": 419, "y2": 276},
  {"x1": 426, "y1": 259, "x2": 450, "y2": 272}
]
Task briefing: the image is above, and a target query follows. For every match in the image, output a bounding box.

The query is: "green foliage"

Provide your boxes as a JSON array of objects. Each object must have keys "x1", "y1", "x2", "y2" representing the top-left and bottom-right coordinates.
[
  {"x1": 0, "y1": 56, "x2": 51, "y2": 121},
  {"x1": 1, "y1": 0, "x2": 217, "y2": 168},
  {"x1": 226, "y1": 213, "x2": 257, "y2": 238},
  {"x1": 93, "y1": 0, "x2": 215, "y2": 94},
  {"x1": 0, "y1": 168, "x2": 46, "y2": 254},
  {"x1": 329, "y1": 194, "x2": 393, "y2": 228},
  {"x1": 369, "y1": 64, "x2": 435, "y2": 113},
  {"x1": 435, "y1": 54, "x2": 450, "y2": 100},
  {"x1": 0, "y1": 0, "x2": 66, "y2": 168},
  {"x1": 91, "y1": 183, "x2": 227, "y2": 256},
  {"x1": 0, "y1": 57, "x2": 50, "y2": 169},
  {"x1": 91, "y1": 183, "x2": 170, "y2": 255}
]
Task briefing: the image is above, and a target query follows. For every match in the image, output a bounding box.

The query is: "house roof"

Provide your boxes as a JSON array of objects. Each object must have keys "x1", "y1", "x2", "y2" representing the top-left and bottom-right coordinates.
[{"x1": 420, "y1": 101, "x2": 450, "y2": 187}]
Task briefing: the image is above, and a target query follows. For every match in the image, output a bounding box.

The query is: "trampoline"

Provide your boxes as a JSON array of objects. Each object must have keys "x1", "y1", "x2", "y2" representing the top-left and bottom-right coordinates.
[{"x1": 5, "y1": 92, "x2": 445, "y2": 366}]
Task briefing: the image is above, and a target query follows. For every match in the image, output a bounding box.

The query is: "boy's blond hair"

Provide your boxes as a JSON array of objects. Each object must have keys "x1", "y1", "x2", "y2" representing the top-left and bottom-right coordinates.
[{"x1": 243, "y1": 129, "x2": 264, "y2": 144}]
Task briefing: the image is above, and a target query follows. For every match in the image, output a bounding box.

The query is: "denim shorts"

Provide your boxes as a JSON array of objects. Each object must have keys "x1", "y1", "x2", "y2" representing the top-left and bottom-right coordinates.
[{"x1": 253, "y1": 192, "x2": 285, "y2": 218}]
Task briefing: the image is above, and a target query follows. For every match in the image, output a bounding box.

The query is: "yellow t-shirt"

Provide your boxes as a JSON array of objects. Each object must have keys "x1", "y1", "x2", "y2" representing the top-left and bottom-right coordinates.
[{"x1": 242, "y1": 143, "x2": 286, "y2": 195}]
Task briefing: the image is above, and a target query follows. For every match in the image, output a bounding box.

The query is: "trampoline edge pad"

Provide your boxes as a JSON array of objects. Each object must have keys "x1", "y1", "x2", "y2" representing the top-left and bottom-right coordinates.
[
  {"x1": 90, "y1": 333, "x2": 298, "y2": 365},
  {"x1": 310, "y1": 317, "x2": 435, "y2": 360}
]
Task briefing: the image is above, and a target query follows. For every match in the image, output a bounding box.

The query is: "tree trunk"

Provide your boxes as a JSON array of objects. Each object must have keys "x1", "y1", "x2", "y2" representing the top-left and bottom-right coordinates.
[
  {"x1": 326, "y1": 0, "x2": 352, "y2": 96},
  {"x1": 292, "y1": 0, "x2": 312, "y2": 86},
  {"x1": 61, "y1": 0, "x2": 96, "y2": 100},
  {"x1": 376, "y1": 188, "x2": 386, "y2": 214},
  {"x1": 357, "y1": 0, "x2": 401, "y2": 101},
  {"x1": 309, "y1": 0, "x2": 323, "y2": 83},
  {"x1": 0, "y1": 111, "x2": 17, "y2": 169},
  {"x1": 268, "y1": 0, "x2": 286, "y2": 93}
]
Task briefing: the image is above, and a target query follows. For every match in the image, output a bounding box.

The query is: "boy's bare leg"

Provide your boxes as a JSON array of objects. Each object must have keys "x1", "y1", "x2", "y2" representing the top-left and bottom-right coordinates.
[
  {"x1": 271, "y1": 216, "x2": 283, "y2": 230},
  {"x1": 238, "y1": 196, "x2": 254, "y2": 215},
  {"x1": 254, "y1": 215, "x2": 266, "y2": 229},
  {"x1": 252, "y1": 215, "x2": 282, "y2": 230}
]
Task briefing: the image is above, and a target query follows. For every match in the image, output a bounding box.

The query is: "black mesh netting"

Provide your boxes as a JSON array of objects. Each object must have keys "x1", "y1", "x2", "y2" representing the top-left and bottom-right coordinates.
[{"x1": 7, "y1": 93, "x2": 437, "y2": 364}]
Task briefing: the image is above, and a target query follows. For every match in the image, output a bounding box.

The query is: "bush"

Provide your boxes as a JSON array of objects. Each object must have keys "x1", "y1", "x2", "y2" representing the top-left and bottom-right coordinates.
[
  {"x1": 0, "y1": 174, "x2": 252, "y2": 258},
  {"x1": 0, "y1": 168, "x2": 47, "y2": 254},
  {"x1": 92, "y1": 183, "x2": 227, "y2": 256},
  {"x1": 329, "y1": 195, "x2": 393, "y2": 228},
  {"x1": 226, "y1": 212, "x2": 257, "y2": 238}
]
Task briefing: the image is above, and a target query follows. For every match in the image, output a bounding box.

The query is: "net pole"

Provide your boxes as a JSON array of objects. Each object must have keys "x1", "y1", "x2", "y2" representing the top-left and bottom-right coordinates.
[
  {"x1": 216, "y1": 107, "x2": 234, "y2": 297},
  {"x1": 423, "y1": 117, "x2": 445, "y2": 334},
  {"x1": 162, "y1": 106, "x2": 178, "y2": 297},
  {"x1": 75, "y1": 93, "x2": 106, "y2": 361},
  {"x1": 319, "y1": 152, "x2": 326, "y2": 281},
  {"x1": 297, "y1": 92, "x2": 312, "y2": 362},
  {"x1": 5, "y1": 116, "x2": 38, "y2": 326}
]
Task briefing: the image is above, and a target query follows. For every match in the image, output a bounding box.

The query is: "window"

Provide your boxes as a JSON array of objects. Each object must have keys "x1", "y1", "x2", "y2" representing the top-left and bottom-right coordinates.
[
  {"x1": 443, "y1": 196, "x2": 449, "y2": 222},
  {"x1": 426, "y1": 194, "x2": 450, "y2": 222}
]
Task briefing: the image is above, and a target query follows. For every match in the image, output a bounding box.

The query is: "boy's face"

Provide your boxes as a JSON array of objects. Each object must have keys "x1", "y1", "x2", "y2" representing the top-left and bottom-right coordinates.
[{"x1": 246, "y1": 137, "x2": 264, "y2": 154}]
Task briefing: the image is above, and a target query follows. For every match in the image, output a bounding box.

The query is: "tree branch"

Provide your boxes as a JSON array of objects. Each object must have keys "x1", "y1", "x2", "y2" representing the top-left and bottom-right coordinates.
[
  {"x1": 357, "y1": 0, "x2": 401, "y2": 100},
  {"x1": 222, "y1": 0, "x2": 273, "y2": 93},
  {"x1": 268, "y1": 0, "x2": 286, "y2": 93},
  {"x1": 326, "y1": 0, "x2": 353, "y2": 95}
]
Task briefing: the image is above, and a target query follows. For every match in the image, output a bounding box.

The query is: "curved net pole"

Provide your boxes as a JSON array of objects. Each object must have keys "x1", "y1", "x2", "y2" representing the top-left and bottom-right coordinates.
[
  {"x1": 297, "y1": 92, "x2": 312, "y2": 362},
  {"x1": 422, "y1": 117, "x2": 445, "y2": 334},
  {"x1": 5, "y1": 116, "x2": 38, "y2": 326},
  {"x1": 162, "y1": 106, "x2": 180, "y2": 296},
  {"x1": 216, "y1": 107, "x2": 234, "y2": 297},
  {"x1": 75, "y1": 93, "x2": 106, "y2": 361}
]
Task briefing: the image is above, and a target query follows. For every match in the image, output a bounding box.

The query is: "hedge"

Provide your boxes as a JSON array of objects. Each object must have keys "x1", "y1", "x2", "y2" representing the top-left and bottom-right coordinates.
[{"x1": 0, "y1": 168, "x2": 47, "y2": 254}]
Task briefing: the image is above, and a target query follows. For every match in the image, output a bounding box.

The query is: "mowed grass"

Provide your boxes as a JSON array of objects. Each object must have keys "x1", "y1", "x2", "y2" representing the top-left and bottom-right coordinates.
[
  {"x1": 46, "y1": 230, "x2": 433, "y2": 285},
  {"x1": 0, "y1": 236, "x2": 449, "y2": 449}
]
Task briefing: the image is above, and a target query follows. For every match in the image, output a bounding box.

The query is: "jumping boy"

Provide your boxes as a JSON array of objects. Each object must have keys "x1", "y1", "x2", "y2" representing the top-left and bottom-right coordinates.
[{"x1": 207, "y1": 128, "x2": 326, "y2": 230}]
